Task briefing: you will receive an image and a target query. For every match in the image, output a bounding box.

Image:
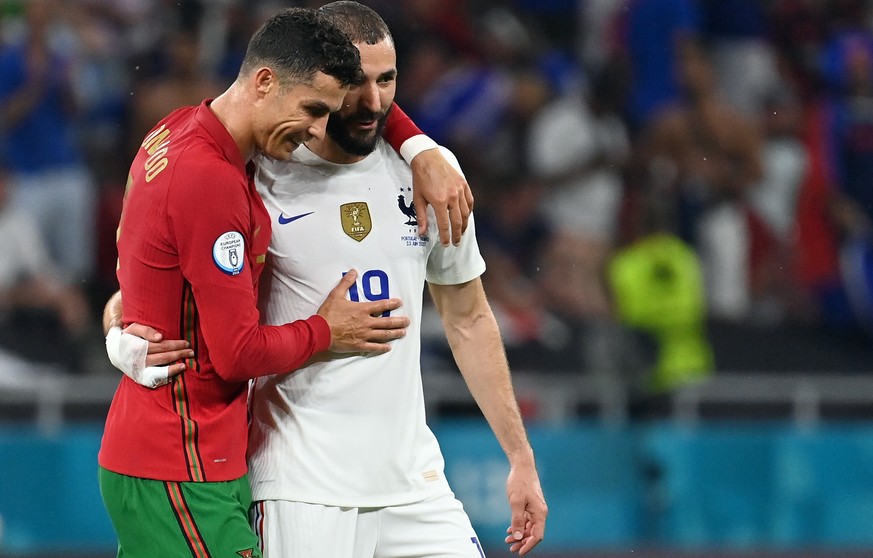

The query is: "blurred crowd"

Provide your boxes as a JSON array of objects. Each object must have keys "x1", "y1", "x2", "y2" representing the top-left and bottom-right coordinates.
[{"x1": 3, "y1": 0, "x2": 873, "y2": 393}]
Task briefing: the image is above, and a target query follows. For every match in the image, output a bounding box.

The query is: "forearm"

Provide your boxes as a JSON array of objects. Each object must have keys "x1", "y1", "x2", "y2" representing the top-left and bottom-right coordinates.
[
  {"x1": 213, "y1": 318, "x2": 330, "y2": 382},
  {"x1": 436, "y1": 283, "x2": 534, "y2": 467},
  {"x1": 103, "y1": 290, "x2": 123, "y2": 334},
  {"x1": 452, "y1": 317, "x2": 534, "y2": 466},
  {"x1": 433, "y1": 282, "x2": 547, "y2": 552},
  {"x1": 383, "y1": 102, "x2": 437, "y2": 161},
  {"x1": 190, "y1": 281, "x2": 331, "y2": 382}
]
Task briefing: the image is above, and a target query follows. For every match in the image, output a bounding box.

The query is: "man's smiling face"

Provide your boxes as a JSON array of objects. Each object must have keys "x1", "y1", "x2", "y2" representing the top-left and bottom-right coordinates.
[{"x1": 325, "y1": 38, "x2": 397, "y2": 157}]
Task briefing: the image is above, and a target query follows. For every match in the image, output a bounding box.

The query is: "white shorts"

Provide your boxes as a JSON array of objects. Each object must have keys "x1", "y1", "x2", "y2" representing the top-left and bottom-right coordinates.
[{"x1": 250, "y1": 493, "x2": 486, "y2": 558}]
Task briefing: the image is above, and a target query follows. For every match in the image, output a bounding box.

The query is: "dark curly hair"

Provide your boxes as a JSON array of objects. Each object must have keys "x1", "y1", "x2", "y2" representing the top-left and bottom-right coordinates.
[
  {"x1": 240, "y1": 7, "x2": 363, "y2": 87},
  {"x1": 318, "y1": 1, "x2": 392, "y2": 47}
]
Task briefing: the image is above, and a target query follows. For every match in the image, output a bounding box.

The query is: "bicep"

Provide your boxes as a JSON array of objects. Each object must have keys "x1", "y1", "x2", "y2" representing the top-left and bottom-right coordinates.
[
  {"x1": 167, "y1": 169, "x2": 262, "y2": 371},
  {"x1": 429, "y1": 279, "x2": 486, "y2": 323},
  {"x1": 169, "y1": 168, "x2": 252, "y2": 284}
]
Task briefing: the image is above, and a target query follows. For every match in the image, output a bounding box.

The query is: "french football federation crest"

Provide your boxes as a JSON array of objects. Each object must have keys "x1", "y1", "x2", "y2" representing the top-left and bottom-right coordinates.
[
  {"x1": 341, "y1": 202, "x2": 371, "y2": 242},
  {"x1": 397, "y1": 194, "x2": 416, "y2": 226}
]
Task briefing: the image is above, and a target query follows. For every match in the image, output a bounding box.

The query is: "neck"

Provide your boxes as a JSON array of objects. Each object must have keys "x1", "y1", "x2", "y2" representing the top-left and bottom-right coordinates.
[
  {"x1": 305, "y1": 136, "x2": 366, "y2": 165},
  {"x1": 209, "y1": 83, "x2": 256, "y2": 162}
]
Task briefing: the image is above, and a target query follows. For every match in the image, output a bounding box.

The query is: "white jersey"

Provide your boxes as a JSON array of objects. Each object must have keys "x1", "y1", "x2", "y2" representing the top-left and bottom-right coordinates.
[{"x1": 248, "y1": 142, "x2": 486, "y2": 508}]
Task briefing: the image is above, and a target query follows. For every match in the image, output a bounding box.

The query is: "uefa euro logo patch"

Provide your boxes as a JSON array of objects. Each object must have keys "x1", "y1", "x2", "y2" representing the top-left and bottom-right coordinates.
[{"x1": 213, "y1": 231, "x2": 245, "y2": 275}]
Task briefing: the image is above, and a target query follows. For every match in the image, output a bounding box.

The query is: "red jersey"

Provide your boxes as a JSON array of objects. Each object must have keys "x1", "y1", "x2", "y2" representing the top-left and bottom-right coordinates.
[
  {"x1": 99, "y1": 100, "x2": 426, "y2": 482},
  {"x1": 99, "y1": 101, "x2": 334, "y2": 481}
]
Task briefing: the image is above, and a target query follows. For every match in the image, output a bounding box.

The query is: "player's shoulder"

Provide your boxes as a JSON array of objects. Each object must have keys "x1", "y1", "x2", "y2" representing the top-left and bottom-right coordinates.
[
  {"x1": 382, "y1": 142, "x2": 464, "y2": 176},
  {"x1": 163, "y1": 139, "x2": 246, "y2": 204},
  {"x1": 252, "y1": 153, "x2": 300, "y2": 199},
  {"x1": 141, "y1": 107, "x2": 220, "y2": 166},
  {"x1": 170, "y1": 113, "x2": 240, "y2": 176},
  {"x1": 254, "y1": 153, "x2": 293, "y2": 180},
  {"x1": 171, "y1": 140, "x2": 240, "y2": 188}
]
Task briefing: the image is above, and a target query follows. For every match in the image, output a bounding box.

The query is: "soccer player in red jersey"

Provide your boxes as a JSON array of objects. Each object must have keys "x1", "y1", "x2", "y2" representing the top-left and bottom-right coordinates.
[{"x1": 97, "y1": 8, "x2": 471, "y2": 557}]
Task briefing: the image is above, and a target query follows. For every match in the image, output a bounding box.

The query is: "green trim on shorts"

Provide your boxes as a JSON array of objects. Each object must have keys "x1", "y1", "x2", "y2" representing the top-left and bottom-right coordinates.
[{"x1": 98, "y1": 467, "x2": 262, "y2": 558}]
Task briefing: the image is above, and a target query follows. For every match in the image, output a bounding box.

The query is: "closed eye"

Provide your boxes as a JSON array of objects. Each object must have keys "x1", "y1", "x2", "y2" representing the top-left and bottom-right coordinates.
[{"x1": 302, "y1": 101, "x2": 331, "y2": 118}]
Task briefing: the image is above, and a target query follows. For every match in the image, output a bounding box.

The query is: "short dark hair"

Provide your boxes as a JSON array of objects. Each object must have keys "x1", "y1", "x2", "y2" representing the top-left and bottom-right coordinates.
[
  {"x1": 240, "y1": 7, "x2": 362, "y2": 87},
  {"x1": 318, "y1": 1, "x2": 392, "y2": 46}
]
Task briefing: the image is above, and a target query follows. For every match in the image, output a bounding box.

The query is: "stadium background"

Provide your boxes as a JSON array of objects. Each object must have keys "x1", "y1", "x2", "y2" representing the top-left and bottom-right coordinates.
[{"x1": 4, "y1": 0, "x2": 873, "y2": 556}]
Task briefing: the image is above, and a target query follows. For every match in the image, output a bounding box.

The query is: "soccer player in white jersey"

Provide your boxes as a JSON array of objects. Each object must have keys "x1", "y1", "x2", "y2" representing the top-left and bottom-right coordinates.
[
  {"x1": 106, "y1": 2, "x2": 547, "y2": 555},
  {"x1": 245, "y1": 2, "x2": 547, "y2": 556}
]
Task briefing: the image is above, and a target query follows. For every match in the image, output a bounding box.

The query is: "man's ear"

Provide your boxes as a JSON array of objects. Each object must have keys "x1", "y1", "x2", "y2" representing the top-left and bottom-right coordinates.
[{"x1": 253, "y1": 67, "x2": 277, "y2": 99}]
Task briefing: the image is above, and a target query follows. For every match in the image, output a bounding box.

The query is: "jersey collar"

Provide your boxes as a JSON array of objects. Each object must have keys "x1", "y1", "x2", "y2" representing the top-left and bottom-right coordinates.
[{"x1": 196, "y1": 99, "x2": 247, "y2": 176}]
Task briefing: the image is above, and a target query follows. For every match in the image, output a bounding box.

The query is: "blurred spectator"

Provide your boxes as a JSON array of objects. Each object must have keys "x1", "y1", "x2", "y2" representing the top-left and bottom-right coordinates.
[
  {"x1": 821, "y1": 31, "x2": 873, "y2": 236},
  {"x1": 473, "y1": 176, "x2": 574, "y2": 370},
  {"x1": 408, "y1": 6, "x2": 532, "y2": 149},
  {"x1": 0, "y1": 0, "x2": 867, "y2": 378},
  {"x1": 394, "y1": 34, "x2": 455, "y2": 114},
  {"x1": 405, "y1": 4, "x2": 580, "y2": 173},
  {"x1": 702, "y1": 0, "x2": 781, "y2": 118},
  {"x1": 510, "y1": 0, "x2": 583, "y2": 97},
  {"x1": 512, "y1": 0, "x2": 578, "y2": 55},
  {"x1": 644, "y1": 44, "x2": 765, "y2": 322},
  {"x1": 820, "y1": 30, "x2": 873, "y2": 331},
  {"x1": 768, "y1": 0, "x2": 869, "y2": 99},
  {"x1": 127, "y1": 29, "x2": 223, "y2": 158},
  {"x1": 0, "y1": 0, "x2": 96, "y2": 286},
  {"x1": 578, "y1": 0, "x2": 627, "y2": 73},
  {"x1": 476, "y1": 67, "x2": 553, "y2": 181},
  {"x1": 213, "y1": 2, "x2": 270, "y2": 84},
  {"x1": 751, "y1": 88, "x2": 807, "y2": 246},
  {"x1": 747, "y1": 83, "x2": 810, "y2": 323},
  {"x1": 622, "y1": 0, "x2": 702, "y2": 130},
  {"x1": 528, "y1": 66, "x2": 630, "y2": 324},
  {"x1": 63, "y1": 1, "x2": 132, "y2": 181},
  {"x1": 0, "y1": 166, "x2": 93, "y2": 373},
  {"x1": 607, "y1": 188, "x2": 713, "y2": 397},
  {"x1": 382, "y1": 0, "x2": 478, "y2": 66}
]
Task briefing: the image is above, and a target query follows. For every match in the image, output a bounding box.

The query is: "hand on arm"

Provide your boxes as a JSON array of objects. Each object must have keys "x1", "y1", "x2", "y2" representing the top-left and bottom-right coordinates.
[
  {"x1": 382, "y1": 103, "x2": 473, "y2": 246},
  {"x1": 102, "y1": 269, "x2": 409, "y2": 387},
  {"x1": 410, "y1": 148, "x2": 474, "y2": 247},
  {"x1": 429, "y1": 280, "x2": 547, "y2": 554},
  {"x1": 102, "y1": 290, "x2": 193, "y2": 388}
]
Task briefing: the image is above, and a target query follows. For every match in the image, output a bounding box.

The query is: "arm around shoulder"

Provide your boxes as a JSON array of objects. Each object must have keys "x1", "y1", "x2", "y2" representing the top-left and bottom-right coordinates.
[{"x1": 382, "y1": 103, "x2": 473, "y2": 246}]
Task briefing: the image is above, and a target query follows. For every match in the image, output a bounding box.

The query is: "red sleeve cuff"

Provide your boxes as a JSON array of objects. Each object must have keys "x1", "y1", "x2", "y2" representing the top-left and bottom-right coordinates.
[
  {"x1": 383, "y1": 102, "x2": 423, "y2": 152},
  {"x1": 305, "y1": 314, "x2": 332, "y2": 353}
]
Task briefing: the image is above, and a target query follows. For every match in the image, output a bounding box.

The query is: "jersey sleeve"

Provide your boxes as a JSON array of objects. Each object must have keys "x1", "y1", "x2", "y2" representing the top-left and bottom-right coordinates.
[
  {"x1": 383, "y1": 103, "x2": 438, "y2": 164},
  {"x1": 424, "y1": 148, "x2": 486, "y2": 284},
  {"x1": 167, "y1": 160, "x2": 329, "y2": 382}
]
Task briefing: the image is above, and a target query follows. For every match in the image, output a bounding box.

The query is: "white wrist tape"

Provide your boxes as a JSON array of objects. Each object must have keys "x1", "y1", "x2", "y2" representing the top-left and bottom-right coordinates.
[
  {"x1": 105, "y1": 327, "x2": 171, "y2": 389},
  {"x1": 399, "y1": 134, "x2": 439, "y2": 165}
]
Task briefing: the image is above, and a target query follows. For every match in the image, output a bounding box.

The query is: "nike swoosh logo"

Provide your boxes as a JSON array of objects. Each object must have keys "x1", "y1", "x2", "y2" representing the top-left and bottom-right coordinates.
[{"x1": 277, "y1": 211, "x2": 314, "y2": 225}]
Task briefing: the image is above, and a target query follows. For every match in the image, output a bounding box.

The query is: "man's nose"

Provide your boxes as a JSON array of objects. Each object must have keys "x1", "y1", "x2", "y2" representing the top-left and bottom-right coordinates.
[{"x1": 307, "y1": 115, "x2": 329, "y2": 141}]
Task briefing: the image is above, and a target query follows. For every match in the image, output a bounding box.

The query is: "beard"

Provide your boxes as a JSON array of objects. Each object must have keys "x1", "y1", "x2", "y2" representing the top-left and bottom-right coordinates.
[{"x1": 326, "y1": 104, "x2": 392, "y2": 156}]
